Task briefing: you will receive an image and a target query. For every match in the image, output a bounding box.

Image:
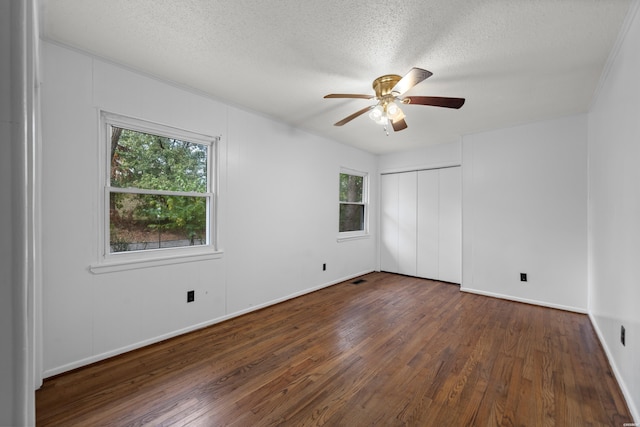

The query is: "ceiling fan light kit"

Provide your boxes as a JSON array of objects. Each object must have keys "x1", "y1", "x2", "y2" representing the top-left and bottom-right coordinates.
[{"x1": 324, "y1": 67, "x2": 465, "y2": 135}]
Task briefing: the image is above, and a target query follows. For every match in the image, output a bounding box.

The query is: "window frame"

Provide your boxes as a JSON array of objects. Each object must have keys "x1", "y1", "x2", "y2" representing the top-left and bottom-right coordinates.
[
  {"x1": 91, "y1": 111, "x2": 222, "y2": 273},
  {"x1": 338, "y1": 167, "x2": 369, "y2": 241}
]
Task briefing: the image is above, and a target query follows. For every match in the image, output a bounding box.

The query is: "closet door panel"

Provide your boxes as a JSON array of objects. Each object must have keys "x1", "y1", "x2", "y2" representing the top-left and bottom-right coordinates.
[
  {"x1": 380, "y1": 173, "x2": 399, "y2": 273},
  {"x1": 398, "y1": 172, "x2": 417, "y2": 276},
  {"x1": 438, "y1": 166, "x2": 462, "y2": 283},
  {"x1": 417, "y1": 169, "x2": 439, "y2": 280}
]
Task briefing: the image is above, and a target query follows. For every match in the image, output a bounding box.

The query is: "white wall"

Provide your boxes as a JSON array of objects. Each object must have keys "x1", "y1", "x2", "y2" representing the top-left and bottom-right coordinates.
[
  {"x1": 588, "y1": 2, "x2": 640, "y2": 420},
  {"x1": 40, "y1": 42, "x2": 377, "y2": 376},
  {"x1": 378, "y1": 140, "x2": 461, "y2": 172},
  {"x1": 462, "y1": 115, "x2": 588, "y2": 312},
  {"x1": 378, "y1": 121, "x2": 588, "y2": 312},
  {"x1": 226, "y1": 108, "x2": 377, "y2": 313}
]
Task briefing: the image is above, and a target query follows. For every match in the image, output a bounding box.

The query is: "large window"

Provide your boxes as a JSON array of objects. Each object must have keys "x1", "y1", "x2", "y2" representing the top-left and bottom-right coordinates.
[
  {"x1": 339, "y1": 169, "x2": 368, "y2": 235},
  {"x1": 101, "y1": 113, "x2": 216, "y2": 258}
]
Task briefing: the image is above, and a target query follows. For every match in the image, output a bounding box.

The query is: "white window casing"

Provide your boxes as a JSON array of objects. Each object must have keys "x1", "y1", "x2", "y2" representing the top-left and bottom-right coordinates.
[
  {"x1": 91, "y1": 111, "x2": 223, "y2": 274},
  {"x1": 338, "y1": 167, "x2": 370, "y2": 242}
]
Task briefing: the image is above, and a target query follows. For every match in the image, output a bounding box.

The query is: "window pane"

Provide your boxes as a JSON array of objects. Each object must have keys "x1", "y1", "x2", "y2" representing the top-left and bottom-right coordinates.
[
  {"x1": 110, "y1": 127, "x2": 208, "y2": 192},
  {"x1": 339, "y1": 204, "x2": 365, "y2": 232},
  {"x1": 339, "y1": 173, "x2": 363, "y2": 203},
  {"x1": 110, "y1": 193, "x2": 207, "y2": 252}
]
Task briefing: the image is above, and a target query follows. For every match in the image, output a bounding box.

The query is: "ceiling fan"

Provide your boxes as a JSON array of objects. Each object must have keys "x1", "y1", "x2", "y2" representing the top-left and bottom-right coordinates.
[{"x1": 324, "y1": 67, "x2": 465, "y2": 133}]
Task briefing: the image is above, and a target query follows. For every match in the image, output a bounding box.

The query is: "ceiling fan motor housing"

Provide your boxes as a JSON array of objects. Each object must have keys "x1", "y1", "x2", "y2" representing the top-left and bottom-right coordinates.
[{"x1": 373, "y1": 74, "x2": 402, "y2": 98}]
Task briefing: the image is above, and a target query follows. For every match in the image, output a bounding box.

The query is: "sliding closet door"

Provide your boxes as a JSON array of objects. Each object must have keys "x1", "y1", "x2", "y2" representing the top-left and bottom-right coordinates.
[
  {"x1": 380, "y1": 168, "x2": 460, "y2": 282},
  {"x1": 416, "y1": 169, "x2": 439, "y2": 279},
  {"x1": 438, "y1": 167, "x2": 462, "y2": 283},
  {"x1": 397, "y1": 172, "x2": 417, "y2": 276},
  {"x1": 380, "y1": 173, "x2": 399, "y2": 273}
]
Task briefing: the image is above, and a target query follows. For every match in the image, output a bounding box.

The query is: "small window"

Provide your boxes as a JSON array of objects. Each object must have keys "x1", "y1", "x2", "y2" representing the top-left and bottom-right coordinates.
[
  {"x1": 102, "y1": 113, "x2": 216, "y2": 256},
  {"x1": 339, "y1": 169, "x2": 368, "y2": 234}
]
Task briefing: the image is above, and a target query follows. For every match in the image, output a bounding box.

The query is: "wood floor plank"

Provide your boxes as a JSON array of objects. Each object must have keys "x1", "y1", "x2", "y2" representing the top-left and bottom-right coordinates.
[{"x1": 36, "y1": 272, "x2": 633, "y2": 426}]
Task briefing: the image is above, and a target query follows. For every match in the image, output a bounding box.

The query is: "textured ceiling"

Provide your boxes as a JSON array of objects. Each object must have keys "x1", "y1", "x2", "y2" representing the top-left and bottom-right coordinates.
[{"x1": 41, "y1": 0, "x2": 632, "y2": 154}]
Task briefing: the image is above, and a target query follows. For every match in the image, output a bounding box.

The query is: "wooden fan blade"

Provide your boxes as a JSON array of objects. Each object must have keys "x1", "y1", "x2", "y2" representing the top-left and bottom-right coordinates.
[
  {"x1": 403, "y1": 96, "x2": 465, "y2": 109},
  {"x1": 324, "y1": 94, "x2": 375, "y2": 99},
  {"x1": 334, "y1": 105, "x2": 374, "y2": 126},
  {"x1": 391, "y1": 118, "x2": 408, "y2": 132},
  {"x1": 392, "y1": 68, "x2": 433, "y2": 95}
]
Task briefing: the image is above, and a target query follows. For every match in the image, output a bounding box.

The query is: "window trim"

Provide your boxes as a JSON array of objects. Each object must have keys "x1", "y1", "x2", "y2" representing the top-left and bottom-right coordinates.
[
  {"x1": 91, "y1": 111, "x2": 222, "y2": 274},
  {"x1": 338, "y1": 167, "x2": 369, "y2": 241}
]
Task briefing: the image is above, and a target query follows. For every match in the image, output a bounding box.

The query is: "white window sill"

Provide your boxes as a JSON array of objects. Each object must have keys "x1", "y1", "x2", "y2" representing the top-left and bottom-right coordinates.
[
  {"x1": 337, "y1": 233, "x2": 370, "y2": 243},
  {"x1": 90, "y1": 248, "x2": 224, "y2": 274}
]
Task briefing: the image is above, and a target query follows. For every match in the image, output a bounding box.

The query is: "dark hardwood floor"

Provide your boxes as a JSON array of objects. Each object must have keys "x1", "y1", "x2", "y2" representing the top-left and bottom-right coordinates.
[{"x1": 36, "y1": 272, "x2": 633, "y2": 426}]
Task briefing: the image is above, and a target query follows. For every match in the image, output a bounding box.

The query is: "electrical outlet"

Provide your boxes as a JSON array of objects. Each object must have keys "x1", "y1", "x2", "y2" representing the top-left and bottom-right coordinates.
[
  {"x1": 621, "y1": 325, "x2": 626, "y2": 346},
  {"x1": 323, "y1": 263, "x2": 326, "y2": 271},
  {"x1": 187, "y1": 290, "x2": 195, "y2": 303},
  {"x1": 520, "y1": 273, "x2": 527, "y2": 282}
]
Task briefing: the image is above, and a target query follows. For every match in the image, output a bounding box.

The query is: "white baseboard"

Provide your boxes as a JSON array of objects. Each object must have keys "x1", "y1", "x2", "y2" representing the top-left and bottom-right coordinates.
[
  {"x1": 459, "y1": 287, "x2": 587, "y2": 314},
  {"x1": 42, "y1": 270, "x2": 374, "y2": 378},
  {"x1": 588, "y1": 312, "x2": 639, "y2": 424}
]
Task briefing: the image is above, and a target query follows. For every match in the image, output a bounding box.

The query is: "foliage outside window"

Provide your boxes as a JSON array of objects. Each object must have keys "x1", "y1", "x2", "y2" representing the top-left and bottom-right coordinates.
[
  {"x1": 339, "y1": 170, "x2": 367, "y2": 234},
  {"x1": 105, "y1": 115, "x2": 215, "y2": 254}
]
